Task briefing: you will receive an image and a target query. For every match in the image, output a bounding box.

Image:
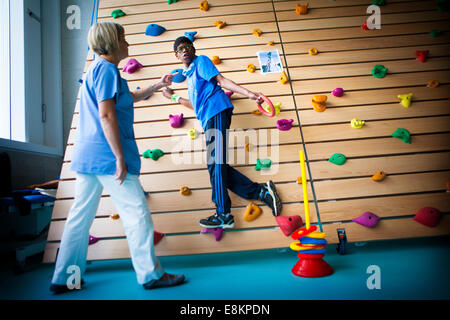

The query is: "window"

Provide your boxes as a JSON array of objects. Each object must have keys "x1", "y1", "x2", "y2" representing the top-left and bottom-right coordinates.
[{"x1": 0, "y1": 0, "x2": 63, "y2": 156}]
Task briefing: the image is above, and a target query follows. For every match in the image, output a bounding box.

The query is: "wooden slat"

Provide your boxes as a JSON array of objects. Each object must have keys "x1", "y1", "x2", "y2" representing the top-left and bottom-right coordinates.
[{"x1": 43, "y1": 215, "x2": 450, "y2": 262}]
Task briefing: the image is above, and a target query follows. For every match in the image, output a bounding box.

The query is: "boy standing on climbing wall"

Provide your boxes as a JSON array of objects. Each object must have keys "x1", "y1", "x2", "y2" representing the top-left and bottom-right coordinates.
[{"x1": 162, "y1": 36, "x2": 282, "y2": 229}]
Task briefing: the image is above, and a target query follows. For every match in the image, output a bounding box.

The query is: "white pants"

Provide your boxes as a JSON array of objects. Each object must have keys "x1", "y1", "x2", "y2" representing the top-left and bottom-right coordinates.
[{"x1": 51, "y1": 173, "x2": 165, "y2": 285}]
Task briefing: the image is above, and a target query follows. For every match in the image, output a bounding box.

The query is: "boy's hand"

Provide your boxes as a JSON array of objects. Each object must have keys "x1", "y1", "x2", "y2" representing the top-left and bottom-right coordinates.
[
  {"x1": 162, "y1": 87, "x2": 174, "y2": 99},
  {"x1": 248, "y1": 91, "x2": 264, "y2": 105},
  {"x1": 160, "y1": 72, "x2": 178, "y2": 87}
]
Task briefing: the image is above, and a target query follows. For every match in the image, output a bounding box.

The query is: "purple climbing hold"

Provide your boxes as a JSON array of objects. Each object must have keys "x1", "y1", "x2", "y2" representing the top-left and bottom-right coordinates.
[
  {"x1": 89, "y1": 235, "x2": 99, "y2": 245},
  {"x1": 169, "y1": 113, "x2": 184, "y2": 128},
  {"x1": 332, "y1": 87, "x2": 344, "y2": 97},
  {"x1": 352, "y1": 211, "x2": 380, "y2": 228},
  {"x1": 200, "y1": 227, "x2": 223, "y2": 241},
  {"x1": 225, "y1": 91, "x2": 234, "y2": 99},
  {"x1": 123, "y1": 58, "x2": 143, "y2": 74},
  {"x1": 277, "y1": 119, "x2": 294, "y2": 131}
]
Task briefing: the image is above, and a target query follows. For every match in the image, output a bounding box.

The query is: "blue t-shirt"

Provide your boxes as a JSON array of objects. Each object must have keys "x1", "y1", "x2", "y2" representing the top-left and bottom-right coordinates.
[
  {"x1": 183, "y1": 55, "x2": 233, "y2": 129},
  {"x1": 71, "y1": 57, "x2": 141, "y2": 176}
]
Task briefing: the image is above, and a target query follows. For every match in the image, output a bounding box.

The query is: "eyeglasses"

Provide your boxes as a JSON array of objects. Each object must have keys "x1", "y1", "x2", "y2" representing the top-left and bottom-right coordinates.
[{"x1": 175, "y1": 44, "x2": 193, "y2": 53}]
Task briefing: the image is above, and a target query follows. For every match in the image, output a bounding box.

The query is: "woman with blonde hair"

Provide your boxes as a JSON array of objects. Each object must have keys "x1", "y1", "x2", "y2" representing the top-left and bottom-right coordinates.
[{"x1": 50, "y1": 21, "x2": 185, "y2": 293}]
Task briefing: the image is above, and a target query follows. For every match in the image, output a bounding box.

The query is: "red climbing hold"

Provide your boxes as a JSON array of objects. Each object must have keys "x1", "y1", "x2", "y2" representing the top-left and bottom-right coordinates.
[
  {"x1": 413, "y1": 207, "x2": 441, "y2": 227},
  {"x1": 415, "y1": 50, "x2": 429, "y2": 63},
  {"x1": 154, "y1": 231, "x2": 165, "y2": 245},
  {"x1": 276, "y1": 215, "x2": 303, "y2": 237}
]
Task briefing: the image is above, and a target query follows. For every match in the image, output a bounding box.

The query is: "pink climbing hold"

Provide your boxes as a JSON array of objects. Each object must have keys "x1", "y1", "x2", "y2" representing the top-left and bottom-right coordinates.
[
  {"x1": 154, "y1": 231, "x2": 165, "y2": 245},
  {"x1": 201, "y1": 227, "x2": 223, "y2": 241},
  {"x1": 352, "y1": 211, "x2": 380, "y2": 228},
  {"x1": 276, "y1": 215, "x2": 303, "y2": 237},
  {"x1": 415, "y1": 50, "x2": 429, "y2": 63},
  {"x1": 169, "y1": 113, "x2": 184, "y2": 128},
  {"x1": 123, "y1": 58, "x2": 143, "y2": 74},
  {"x1": 277, "y1": 119, "x2": 294, "y2": 131},
  {"x1": 332, "y1": 88, "x2": 344, "y2": 97},
  {"x1": 413, "y1": 207, "x2": 441, "y2": 227},
  {"x1": 88, "y1": 235, "x2": 99, "y2": 245}
]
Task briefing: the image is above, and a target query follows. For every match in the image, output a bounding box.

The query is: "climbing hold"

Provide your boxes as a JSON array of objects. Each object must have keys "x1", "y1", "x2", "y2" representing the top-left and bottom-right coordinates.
[
  {"x1": 251, "y1": 109, "x2": 262, "y2": 115},
  {"x1": 312, "y1": 95, "x2": 327, "y2": 112},
  {"x1": 214, "y1": 20, "x2": 226, "y2": 29},
  {"x1": 200, "y1": 0, "x2": 209, "y2": 11},
  {"x1": 145, "y1": 24, "x2": 166, "y2": 36},
  {"x1": 308, "y1": 48, "x2": 318, "y2": 56},
  {"x1": 391, "y1": 128, "x2": 411, "y2": 144},
  {"x1": 247, "y1": 64, "x2": 256, "y2": 73},
  {"x1": 427, "y1": 80, "x2": 440, "y2": 88},
  {"x1": 350, "y1": 118, "x2": 365, "y2": 129},
  {"x1": 180, "y1": 186, "x2": 191, "y2": 196},
  {"x1": 184, "y1": 31, "x2": 197, "y2": 42},
  {"x1": 361, "y1": 22, "x2": 369, "y2": 30},
  {"x1": 188, "y1": 128, "x2": 198, "y2": 140},
  {"x1": 244, "y1": 202, "x2": 262, "y2": 222},
  {"x1": 265, "y1": 102, "x2": 281, "y2": 115},
  {"x1": 415, "y1": 50, "x2": 429, "y2": 63},
  {"x1": 277, "y1": 119, "x2": 294, "y2": 131},
  {"x1": 254, "y1": 158, "x2": 272, "y2": 171},
  {"x1": 77, "y1": 78, "x2": 83, "y2": 84},
  {"x1": 276, "y1": 216, "x2": 304, "y2": 236},
  {"x1": 88, "y1": 235, "x2": 99, "y2": 245},
  {"x1": 244, "y1": 143, "x2": 251, "y2": 152},
  {"x1": 414, "y1": 207, "x2": 441, "y2": 227},
  {"x1": 201, "y1": 227, "x2": 223, "y2": 241},
  {"x1": 372, "y1": 171, "x2": 387, "y2": 181},
  {"x1": 171, "y1": 69, "x2": 186, "y2": 83},
  {"x1": 291, "y1": 225, "x2": 317, "y2": 240},
  {"x1": 252, "y1": 29, "x2": 262, "y2": 37},
  {"x1": 212, "y1": 56, "x2": 221, "y2": 65},
  {"x1": 397, "y1": 93, "x2": 413, "y2": 108},
  {"x1": 267, "y1": 41, "x2": 274, "y2": 46},
  {"x1": 111, "y1": 9, "x2": 126, "y2": 19},
  {"x1": 332, "y1": 88, "x2": 344, "y2": 97},
  {"x1": 371, "y1": 64, "x2": 388, "y2": 78},
  {"x1": 168, "y1": 0, "x2": 178, "y2": 4},
  {"x1": 123, "y1": 58, "x2": 143, "y2": 74},
  {"x1": 328, "y1": 153, "x2": 347, "y2": 165},
  {"x1": 371, "y1": 0, "x2": 386, "y2": 5},
  {"x1": 430, "y1": 29, "x2": 443, "y2": 37},
  {"x1": 296, "y1": 177, "x2": 302, "y2": 184},
  {"x1": 225, "y1": 91, "x2": 234, "y2": 99},
  {"x1": 154, "y1": 231, "x2": 164, "y2": 245},
  {"x1": 110, "y1": 213, "x2": 120, "y2": 220},
  {"x1": 143, "y1": 149, "x2": 164, "y2": 161},
  {"x1": 279, "y1": 71, "x2": 289, "y2": 84},
  {"x1": 446, "y1": 181, "x2": 450, "y2": 191},
  {"x1": 295, "y1": 3, "x2": 309, "y2": 15},
  {"x1": 352, "y1": 211, "x2": 380, "y2": 228},
  {"x1": 169, "y1": 114, "x2": 184, "y2": 128}
]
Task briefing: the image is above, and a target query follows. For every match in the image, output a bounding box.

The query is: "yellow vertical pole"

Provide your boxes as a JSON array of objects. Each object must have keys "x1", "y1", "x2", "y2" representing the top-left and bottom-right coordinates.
[{"x1": 299, "y1": 150, "x2": 310, "y2": 229}]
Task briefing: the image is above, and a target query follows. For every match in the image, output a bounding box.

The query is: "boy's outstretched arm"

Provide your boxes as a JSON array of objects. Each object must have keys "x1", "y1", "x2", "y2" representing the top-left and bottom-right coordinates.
[
  {"x1": 215, "y1": 74, "x2": 263, "y2": 104},
  {"x1": 162, "y1": 87, "x2": 193, "y2": 110}
]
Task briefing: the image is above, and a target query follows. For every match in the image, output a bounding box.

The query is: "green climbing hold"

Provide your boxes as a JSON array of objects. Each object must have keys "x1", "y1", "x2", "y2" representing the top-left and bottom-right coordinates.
[
  {"x1": 168, "y1": 0, "x2": 178, "y2": 4},
  {"x1": 371, "y1": 0, "x2": 386, "y2": 5},
  {"x1": 391, "y1": 128, "x2": 411, "y2": 144},
  {"x1": 111, "y1": 9, "x2": 126, "y2": 19},
  {"x1": 371, "y1": 65, "x2": 388, "y2": 78},
  {"x1": 255, "y1": 158, "x2": 272, "y2": 171},
  {"x1": 430, "y1": 30, "x2": 443, "y2": 37},
  {"x1": 328, "y1": 153, "x2": 347, "y2": 166},
  {"x1": 143, "y1": 149, "x2": 164, "y2": 160}
]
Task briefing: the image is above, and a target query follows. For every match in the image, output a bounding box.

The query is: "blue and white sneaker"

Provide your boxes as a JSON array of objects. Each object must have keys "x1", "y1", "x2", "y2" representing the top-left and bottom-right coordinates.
[
  {"x1": 199, "y1": 213, "x2": 235, "y2": 229},
  {"x1": 259, "y1": 180, "x2": 282, "y2": 216}
]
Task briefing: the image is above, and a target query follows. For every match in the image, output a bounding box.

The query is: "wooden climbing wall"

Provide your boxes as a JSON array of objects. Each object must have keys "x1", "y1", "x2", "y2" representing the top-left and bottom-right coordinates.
[{"x1": 44, "y1": 0, "x2": 450, "y2": 263}]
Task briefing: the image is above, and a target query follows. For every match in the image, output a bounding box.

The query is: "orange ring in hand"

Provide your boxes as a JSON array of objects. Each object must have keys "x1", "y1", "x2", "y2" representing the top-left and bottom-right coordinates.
[{"x1": 257, "y1": 94, "x2": 275, "y2": 117}]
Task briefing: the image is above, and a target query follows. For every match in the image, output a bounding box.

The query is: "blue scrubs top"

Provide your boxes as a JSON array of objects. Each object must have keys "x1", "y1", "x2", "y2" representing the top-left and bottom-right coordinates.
[
  {"x1": 71, "y1": 57, "x2": 141, "y2": 176},
  {"x1": 183, "y1": 55, "x2": 233, "y2": 129}
]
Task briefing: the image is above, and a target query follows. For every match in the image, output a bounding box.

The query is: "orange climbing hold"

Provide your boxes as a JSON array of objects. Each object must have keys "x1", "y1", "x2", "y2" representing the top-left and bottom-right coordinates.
[
  {"x1": 214, "y1": 20, "x2": 226, "y2": 29},
  {"x1": 245, "y1": 143, "x2": 251, "y2": 152},
  {"x1": 267, "y1": 41, "x2": 274, "y2": 46},
  {"x1": 199, "y1": 0, "x2": 209, "y2": 11},
  {"x1": 312, "y1": 95, "x2": 327, "y2": 112},
  {"x1": 308, "y1": 48, "x2": 318, "y2": 55},
  {"x1": 244, "y1": 202, "x2": 262, "y2": 222},
  {"x1": 212, "y1": 56, "x2": 221, "y2": 65},
  {"x1": 296, "y1": 177, "x2": 302, "y2": 184},
  {"x1": 372, "y1": 171, "x2": 387, "y2": 181},
  {"x1": 180, "y1": 186, "x2": 191, "y2": 196},
  {"x1": 110, "y1": 213, "x2": 120, "y2": 220},
  {"x1": 427, "y1": 80, "x2": 440, "y2": 88},
  {"x1": 279, "y1": 71, "x2": 289, "y2": 84},
  {"x1": 446, "y1": 181, "x2": 450, "y2": 191},
  {"x1": 252, "y1": 29, "x2": 262, "y2": 37},
  {"x1": 247, "y1": 64, "x2": 256, "y2": 73},
  {"x1": 251, "y1": 109, "x2": 262, "y2": 115},
  {"x1": 296, "y1": 3, "x2": 308, "y2": 15}
]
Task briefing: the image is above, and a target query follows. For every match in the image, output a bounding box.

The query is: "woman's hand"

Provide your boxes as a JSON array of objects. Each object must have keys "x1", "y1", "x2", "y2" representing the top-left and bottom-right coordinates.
[
  {"x1": 115, "y1": 158, "x2": 128, "y2": 185},
  {"x1": 159, "y1": 72, "x2": 178, "y2": 87},
  {"x1": 162, "y1": 87, "x2": 174, "y2": 99},
  {"x1": 248, "y1": 91, "x2": 264, "y2": 105}
]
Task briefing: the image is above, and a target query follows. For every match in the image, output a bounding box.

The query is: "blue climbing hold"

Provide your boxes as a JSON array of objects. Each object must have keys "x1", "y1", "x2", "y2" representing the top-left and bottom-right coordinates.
[
  {"x1": 185, "y1": 31, "x2": 197, "y2": 42},
  {"x1": 171, "y1": 69, "x2": 186, "y2": 83},
  {"x1": 145, "y1": 24, "x2": 166, "y2": 36}
]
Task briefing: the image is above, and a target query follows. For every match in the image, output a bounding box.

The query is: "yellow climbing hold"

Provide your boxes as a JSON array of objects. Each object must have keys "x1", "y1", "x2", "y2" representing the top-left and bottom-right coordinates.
[
  {"x1": 264, "y1": 102, "x2": 281, "y2": 115},
  {"x1": 252, "y1": 28, "x2": 262, "y2": 37},
  {"x1": 267, "y1": 41, "x2": 274, "y2": 46},
  {"x1": 243, "y1": 202, "x2": 262, "y2": 222},
  {"x1": 351, "y1": 118, "x2": 365, "y2": 129},
  {"x1": 214, "y1": 20, "x2": 226, "y2": 29},
  {"x1": 308, "y1": 48, "x2": 318, "y2": 56},
  {"x1": 200, "y1": 0, "x2": 209, "y2": 11},
  {"x1": 188, "y1": 128, "x2": 198, "y2": 140},
  {"x1": 180, "y1": 186, "x2": 191, "y2": 196},
  {"x1": 247, "y1": 64, "x2": 256, "y2": 73},
  {"x1": 279, "y1": 71, "x2": 289, "y2": 84},
  {"x1": 398, "y1": 93, "x2": 413, "y2": 108}
]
